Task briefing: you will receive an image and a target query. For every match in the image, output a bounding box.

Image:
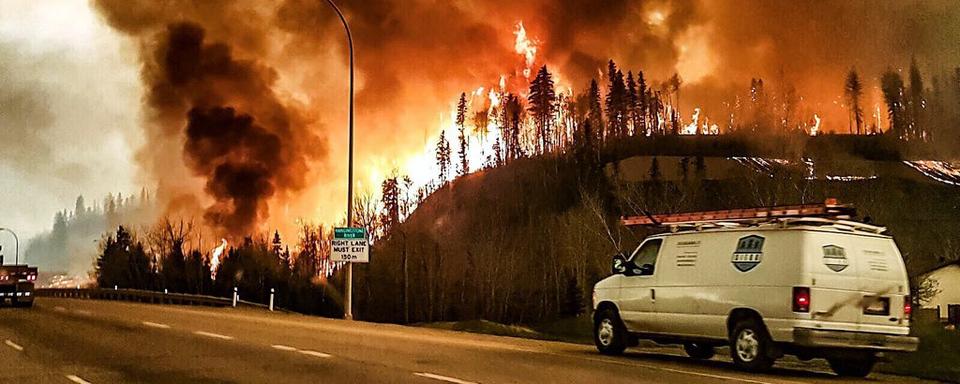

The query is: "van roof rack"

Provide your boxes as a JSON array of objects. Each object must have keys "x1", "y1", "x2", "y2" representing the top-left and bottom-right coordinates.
[{"x1": 620, "y1": 199, "x2": 886, "y2": 234}]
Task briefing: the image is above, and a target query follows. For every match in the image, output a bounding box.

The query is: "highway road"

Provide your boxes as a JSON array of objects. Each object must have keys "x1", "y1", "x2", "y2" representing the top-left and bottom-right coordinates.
[{"x1": 0, "y1": 298, "x2": 934, "y2": 384}]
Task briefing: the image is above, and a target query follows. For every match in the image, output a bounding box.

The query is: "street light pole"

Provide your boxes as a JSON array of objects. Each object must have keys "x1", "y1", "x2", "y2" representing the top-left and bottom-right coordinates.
[
  {"x1": 325, "y1": 0, "x2": 356, "y2": 321},
  {"x1": 0, "y1": 228, "x2": 20, "y2": 265}
]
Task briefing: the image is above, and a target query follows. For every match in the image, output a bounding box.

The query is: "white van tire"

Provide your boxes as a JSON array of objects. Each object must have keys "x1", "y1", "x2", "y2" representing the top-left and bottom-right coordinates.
[
  {"x1": 729, "y1": 318, "x2": 775, "y2": 371},
  {"x1": 683, "y1": 343, "x2": 715, "y2": 360},
  {"x1": 827, "y1": 357, "x2": 875, "y2": 377},
  {"x1": 594, "y1": 308, "x2": 627, "y2": 355}
]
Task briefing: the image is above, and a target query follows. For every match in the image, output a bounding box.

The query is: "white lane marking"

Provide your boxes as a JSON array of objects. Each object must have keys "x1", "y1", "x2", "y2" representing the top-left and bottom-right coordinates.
[
  {"x1": 73, "y1": 310, "x2": 92, "y2": 316},
  {"x1": 65, "y1": 375, "x2": 92, "y2": 384},
  {"x1": 271, "y1": 344, "x2": 298, "y2": 351},
  {"x1": 297, "y1": 350, "x2": 331, "y2": 358},
  {"x1": 53, "y1": 306, "x2": 67, "y2": 312},
  {"x1": 413, "y1": 372, "x2": 478, "y2": 384},
  {"x1": 572, "y1": 354, "x2": 793, "y2": 384},
  {"x1": 142, "y1": 321, "x2": 171, "y2": 329},
  {"x1": 4, "y1": 340, "x2": 23, "y2": 352},
  {"x1": 193, "y1": 331, "x2": 233, "y2": 340}
]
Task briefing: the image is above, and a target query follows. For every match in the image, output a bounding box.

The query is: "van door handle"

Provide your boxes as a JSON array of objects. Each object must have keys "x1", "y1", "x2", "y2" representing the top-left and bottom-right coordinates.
[{"x1": 650, "y1": 288, "x2": 656, "y2": 301}]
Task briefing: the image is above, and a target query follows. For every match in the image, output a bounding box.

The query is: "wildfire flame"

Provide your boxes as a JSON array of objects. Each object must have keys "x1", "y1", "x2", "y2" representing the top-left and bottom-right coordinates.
[
  {"x1": 904, "y1": 161, "x2": 960, "y2": 186},
  {"x1": 681, "y1": 108, "x2": 701, "y2": 135},
  {"x1": 514, "y1": 22, "x2": 538, "y2": 78},
  {"x1": 810, "y1": 114, "x2": 821, "y2": 136},
  {"x1": 210, "y1": 238, "x2": 227, "y2": 280}
]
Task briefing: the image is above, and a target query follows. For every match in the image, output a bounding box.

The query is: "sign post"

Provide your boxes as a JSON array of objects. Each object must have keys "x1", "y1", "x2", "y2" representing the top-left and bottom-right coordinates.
[{"x1": 332, "y1": 227, "x2": 369, "y2": 320}]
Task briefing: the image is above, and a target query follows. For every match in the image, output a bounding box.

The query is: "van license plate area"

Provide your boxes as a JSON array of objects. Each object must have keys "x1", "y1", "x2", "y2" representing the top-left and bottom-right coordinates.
[{"x1": 863, "y1": 297, "x2": 890, "y2": 316}]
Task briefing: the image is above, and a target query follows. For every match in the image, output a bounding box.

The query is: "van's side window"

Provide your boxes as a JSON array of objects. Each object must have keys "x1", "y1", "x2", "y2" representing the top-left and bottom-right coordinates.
[{"x1": 630, "y1": 239, "x2": 663, "y2": 276}]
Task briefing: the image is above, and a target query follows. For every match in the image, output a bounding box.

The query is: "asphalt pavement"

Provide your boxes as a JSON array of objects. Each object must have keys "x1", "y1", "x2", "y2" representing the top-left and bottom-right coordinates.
[{"x1": 0, "y1": 298, "x2": 936, "y2": 384}]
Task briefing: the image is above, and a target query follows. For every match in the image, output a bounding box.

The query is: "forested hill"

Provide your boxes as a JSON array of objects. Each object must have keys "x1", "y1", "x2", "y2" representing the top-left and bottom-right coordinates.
[{"x1": 354, "y1": 146, "x2": 960, "y2": 325}]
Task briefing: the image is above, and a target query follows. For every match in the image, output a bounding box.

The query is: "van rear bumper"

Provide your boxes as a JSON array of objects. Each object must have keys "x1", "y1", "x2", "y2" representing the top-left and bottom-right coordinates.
[{"x1": 793, "y1": 328, "x2": 918, "y2": 352}]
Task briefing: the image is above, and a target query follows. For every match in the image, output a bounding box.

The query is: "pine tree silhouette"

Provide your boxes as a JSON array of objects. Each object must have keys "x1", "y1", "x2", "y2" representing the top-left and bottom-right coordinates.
[
  {"x1": 456, "y1": 92, "x2": 469, "y2": 175},
  {"x1": 528, "y1": 66, "x2": 557, "y2": 154},
  {"x1": 436, "y1": 130, "x2": 451, "y2": 184},
  {"x1": 844, "y1": 69, "x2": 864, "y2": 134}
]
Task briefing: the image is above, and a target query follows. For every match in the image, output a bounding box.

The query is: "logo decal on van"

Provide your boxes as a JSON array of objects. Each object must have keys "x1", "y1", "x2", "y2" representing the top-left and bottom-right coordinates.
[
  {"x1": 823, "y1": 245, "x2": 848, "y2": 272},
  {"x1": 732, "y1": 235, "x2": 764, "y2": 272}
]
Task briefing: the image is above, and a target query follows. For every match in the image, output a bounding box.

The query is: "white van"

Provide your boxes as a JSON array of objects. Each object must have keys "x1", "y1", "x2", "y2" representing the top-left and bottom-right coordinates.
[{"x1": 592, "y1": 216, "x2": 918, "y2": 377}]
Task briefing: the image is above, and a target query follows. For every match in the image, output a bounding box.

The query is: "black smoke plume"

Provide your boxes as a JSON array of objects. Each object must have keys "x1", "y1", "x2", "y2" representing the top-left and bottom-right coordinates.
[{"x1": 144, "y1": 22, "x2": 321, "y2": 235}]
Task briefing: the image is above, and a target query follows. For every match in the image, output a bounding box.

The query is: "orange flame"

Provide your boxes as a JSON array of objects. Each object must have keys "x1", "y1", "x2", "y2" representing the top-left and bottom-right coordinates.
[
  {"x1": 210, "y1": 239, "x2": 227, "y2": 280},
  {"x1": 810, "y1": 114, "x2": 821, "y2": 136},
  {"x1": 513, "y1": 22, "x2": 538, "y2": 78}
]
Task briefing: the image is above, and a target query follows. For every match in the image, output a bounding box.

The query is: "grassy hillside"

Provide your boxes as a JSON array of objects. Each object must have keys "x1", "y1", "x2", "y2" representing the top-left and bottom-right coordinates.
[{"x1": 353, "y1": 149, "x2": 960, "y2": 325}]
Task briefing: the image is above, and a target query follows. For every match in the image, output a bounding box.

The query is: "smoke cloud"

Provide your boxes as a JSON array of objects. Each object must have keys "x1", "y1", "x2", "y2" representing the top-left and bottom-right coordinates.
[{"x1": 91, "y1": 0, "x2": 960, "y2": 234}]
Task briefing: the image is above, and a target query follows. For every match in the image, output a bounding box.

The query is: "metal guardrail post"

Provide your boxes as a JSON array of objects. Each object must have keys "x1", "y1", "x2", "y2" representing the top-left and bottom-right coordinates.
[
  {"x1": 232, "y1": 287, "x2": 238, "y2": 307},
  {"x1": 269, "y1": 288, "x2": 275, "y2": 311}
]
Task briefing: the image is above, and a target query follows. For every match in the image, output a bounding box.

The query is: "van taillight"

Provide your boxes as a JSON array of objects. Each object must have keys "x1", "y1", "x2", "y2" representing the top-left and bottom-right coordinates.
[
  {"x1": 904, "y1": 295, "x2": 912, "y2": 318},
  {"x1": 793, "y1": 287, "x2": 811, "y2": 313}
]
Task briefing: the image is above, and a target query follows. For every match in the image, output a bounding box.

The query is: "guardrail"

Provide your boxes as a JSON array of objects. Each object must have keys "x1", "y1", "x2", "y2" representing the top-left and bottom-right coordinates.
[{"x1": 35, "y1": 288, "x2": 276, "y2": 311}]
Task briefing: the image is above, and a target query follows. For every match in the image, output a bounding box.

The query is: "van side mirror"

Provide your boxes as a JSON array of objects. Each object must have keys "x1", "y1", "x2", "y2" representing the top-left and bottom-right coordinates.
[{"x1": 611, "y1": 253, "x2": 627, "y2": 275}]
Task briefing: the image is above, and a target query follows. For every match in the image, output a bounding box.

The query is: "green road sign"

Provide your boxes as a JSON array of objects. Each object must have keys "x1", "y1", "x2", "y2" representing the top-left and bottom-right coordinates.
[
  {"x1": 334, "y1": 227, "x2": 366, "y2": 239},
  {"x1": 331, "y1": 227, "x2": 369, "y2": 263}
]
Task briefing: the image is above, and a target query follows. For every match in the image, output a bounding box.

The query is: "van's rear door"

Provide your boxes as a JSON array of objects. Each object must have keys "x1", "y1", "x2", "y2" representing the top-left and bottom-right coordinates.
[
  {"x1": 806, "y1": 231, "x2": 909, "y2": 333},
  {"x1": 853, "y1": 239, "x2": 910, "y2": 329}
]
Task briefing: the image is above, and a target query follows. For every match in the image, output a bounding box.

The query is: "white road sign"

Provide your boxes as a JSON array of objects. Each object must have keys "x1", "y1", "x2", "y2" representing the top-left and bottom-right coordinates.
[{"x1": 331, "y1": 227, "x2": 369, "y2": 263}]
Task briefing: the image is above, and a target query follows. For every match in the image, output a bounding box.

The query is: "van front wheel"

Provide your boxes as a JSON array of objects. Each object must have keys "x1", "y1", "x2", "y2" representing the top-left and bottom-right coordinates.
[
  {"x1": 729, "y1": 319, "x2": 775, "y2": 371},
  {"x1": 827, "y1": 357, "x2": 875, "y2": 377},
  {"x1": 594, "y1": 308, "x2": 627, "y2": 355}
]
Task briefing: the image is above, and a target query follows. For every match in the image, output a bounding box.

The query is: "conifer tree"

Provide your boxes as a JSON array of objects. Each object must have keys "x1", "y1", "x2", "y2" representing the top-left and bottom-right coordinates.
[
  {"x1": 587, "y1": 79, "x2": 604, "y2": 144},
  {"x1": 504, "y1": 93, "x2": 524, "y2": 160},
  {"x1": 456, "y1": 93, "x2": 469, "y2": 175},
  {"x1": 626, "y1": 71, "x2": 640, "y2": 136},
  {"x1": 435, "y1": 130, "x2": 451, "y2": 184},
  {"x1": 636, "y1": 71, "x2": 648, "y2": 135},
  {"x1": 881, "y1": 70, "x2": 906, "y2": 138},
  {"x1": 605, "y1": 61, "x2": 628, "y2": 138},
  {"x1": 844, "y1": 69, "x2": 864, "y2": 134},
  {"x1": 907, "y1": 59, "x2": 925, "y2": 140},
  {"x1": 381, "y1": 176, "x2": 400, "y2": 237},
  {"x1": 649, "y1": 157, "x2": 662, "y2": 180},
  {"x1": 528, "y1": 66, "x2": 557, "y2": 154}
]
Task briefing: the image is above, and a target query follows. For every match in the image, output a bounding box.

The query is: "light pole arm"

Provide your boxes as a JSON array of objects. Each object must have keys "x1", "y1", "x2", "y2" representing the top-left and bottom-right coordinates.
[{"x1": 0, "y1": 228, "x2": 19, "y2": 265}]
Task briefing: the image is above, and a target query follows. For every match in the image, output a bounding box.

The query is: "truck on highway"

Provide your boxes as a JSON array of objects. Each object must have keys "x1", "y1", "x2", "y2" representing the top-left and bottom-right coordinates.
[
  {"x1": 0, "y1": 263, "x2": 37, "y2": 308},
  {"x1": 592, "y1": 200, "x2": 918, "y2": 377}
]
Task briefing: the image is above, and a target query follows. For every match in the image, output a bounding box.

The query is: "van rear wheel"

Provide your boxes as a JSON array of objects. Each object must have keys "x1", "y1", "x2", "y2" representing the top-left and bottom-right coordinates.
[
  {"x1": 827, "y1": 356, "x2": 875, "y2": 377},
  {"x1": 594, "y1": 308, "x2": 627, "y2": 355},
  {"x1": 683, "y1": 343, "x2": 716, "y2": 360},
  {"x1": 729, "y1": 318, "x2": 775, "y2": 371}
]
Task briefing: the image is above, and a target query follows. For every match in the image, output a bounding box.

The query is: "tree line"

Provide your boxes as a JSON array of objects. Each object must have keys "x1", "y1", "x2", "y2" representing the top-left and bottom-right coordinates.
[
  {"x1": 95, "y1": 220, "x2": 345, "y2": 317},
  {"x1": 431, "y1": 58, "x2": 960, "y2": 189}
]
